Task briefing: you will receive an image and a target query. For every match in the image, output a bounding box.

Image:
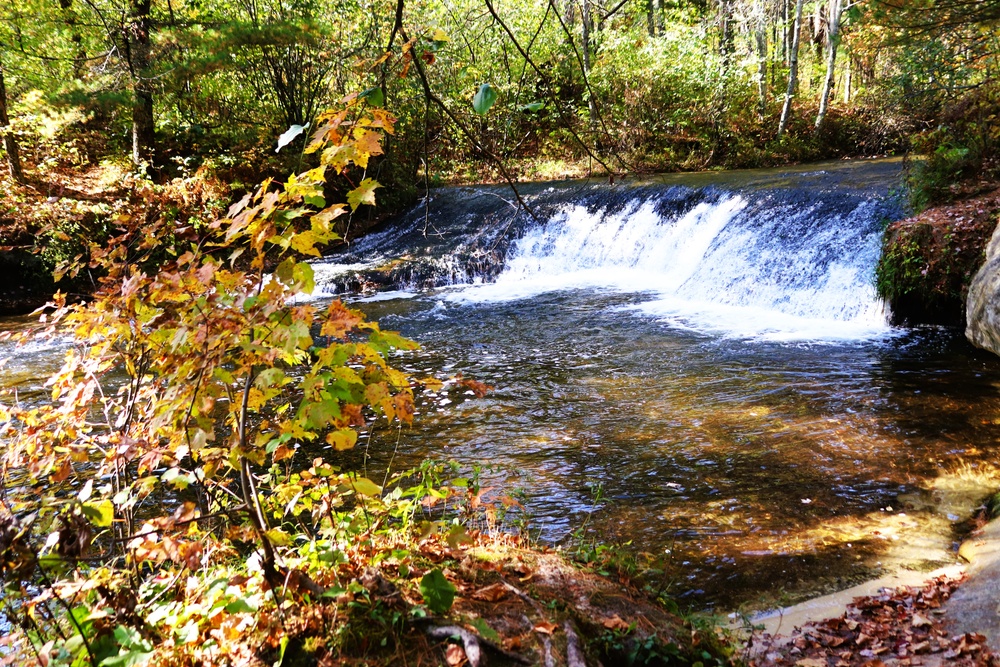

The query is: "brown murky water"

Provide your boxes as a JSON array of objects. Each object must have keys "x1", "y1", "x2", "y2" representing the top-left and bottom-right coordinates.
[{"x1": 4, "y1": 291, "x2": 1000, "y2": 611}]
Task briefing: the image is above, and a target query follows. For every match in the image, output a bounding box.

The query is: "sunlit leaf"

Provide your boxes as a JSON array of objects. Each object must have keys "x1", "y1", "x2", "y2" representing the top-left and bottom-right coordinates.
[
  {"x1": 325, "y1": 429, "x2": 358, "y2": 451},
  {"x1": 348, "y1": 476, "x2": 381, "y2": 497},
  {"x1": 264, "y1": 528, "x2": 293, "y2": 547},
  {"x1": 472, "y1": 84, "x2": 498, "y2": 115},
  {"x1": 276, "y1": 124, "x2": 308, "y2": 153},
  {"x1": 347, "y1": 178, "x2": 381, "y2": 210},
  {"x1": 82, "y1": 500, "x2": 114, "y2": 528}
]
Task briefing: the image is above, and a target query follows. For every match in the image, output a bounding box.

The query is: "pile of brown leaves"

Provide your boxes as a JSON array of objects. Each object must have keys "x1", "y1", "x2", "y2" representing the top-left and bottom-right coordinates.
[{"x1": 751, "y1": 576, "x2": 1000, "y2": 667}]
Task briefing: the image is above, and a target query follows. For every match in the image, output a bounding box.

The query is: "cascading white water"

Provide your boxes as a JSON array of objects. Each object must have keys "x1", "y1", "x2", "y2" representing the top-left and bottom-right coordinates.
[{"x1": 448, "y1": 194, "x2": 891, "y2": 341}]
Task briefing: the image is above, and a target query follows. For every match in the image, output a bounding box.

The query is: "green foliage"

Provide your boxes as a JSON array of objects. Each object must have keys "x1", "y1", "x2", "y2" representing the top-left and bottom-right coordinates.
[
  {"x1": 907, "y1": 145, "x2": 973, "y2": 213},
  {"x1": 875, "y1": 230, "x2": 928, "y2": 304},
  {"x1": 419, "y1": 568, "x2": 457, "y2": 614},
  {"x1": 3, "y1": 0, "x2": 996, "y2": 186}
]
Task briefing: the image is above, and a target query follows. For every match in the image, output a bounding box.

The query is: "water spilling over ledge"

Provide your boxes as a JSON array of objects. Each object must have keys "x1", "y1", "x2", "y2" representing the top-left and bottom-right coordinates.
[
  {"x1": 315, "y1": 159, "x2": 905, "y2": 340},
  {"x1": 6, "y1": 159, "x2": 1000, "y2": 612}
]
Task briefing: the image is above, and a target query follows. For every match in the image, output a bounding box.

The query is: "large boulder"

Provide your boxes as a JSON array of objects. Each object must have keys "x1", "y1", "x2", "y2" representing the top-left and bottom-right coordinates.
[{"x1": 966, "y1": 220, "x2": 1000, "y2": 353}]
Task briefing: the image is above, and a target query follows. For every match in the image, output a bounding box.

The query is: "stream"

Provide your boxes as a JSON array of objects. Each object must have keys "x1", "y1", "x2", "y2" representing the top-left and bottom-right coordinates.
[{"x1": 4, "y1": 158, "x2": 1000, "y2": 611}]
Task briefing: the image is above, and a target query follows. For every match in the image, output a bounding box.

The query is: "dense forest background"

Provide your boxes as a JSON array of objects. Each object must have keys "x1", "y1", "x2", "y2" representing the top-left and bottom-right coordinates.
[{"x1": 1, "y1": 0, "x2": 998, "y2": 201}]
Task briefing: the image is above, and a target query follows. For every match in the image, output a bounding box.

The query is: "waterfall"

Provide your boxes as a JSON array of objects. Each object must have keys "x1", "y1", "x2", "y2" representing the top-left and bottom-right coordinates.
[{"x1": 312, "y1": 161, "x2": 904, "y2": 341}]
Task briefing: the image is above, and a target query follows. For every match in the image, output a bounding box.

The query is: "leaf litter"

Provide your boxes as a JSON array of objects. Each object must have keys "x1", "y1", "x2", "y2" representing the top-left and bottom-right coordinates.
[{"x1": 750, "y1": 575, "x2": 1000, "y2": 667}]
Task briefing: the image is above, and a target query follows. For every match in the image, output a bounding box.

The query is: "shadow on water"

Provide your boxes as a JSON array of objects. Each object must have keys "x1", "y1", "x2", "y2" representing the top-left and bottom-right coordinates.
[
  {"x1": 327, "y1": 290, "x2": 1000, "y2": 611},
  {"x1": 5, "y1": 158, "x2": 999, "y2": 613}
]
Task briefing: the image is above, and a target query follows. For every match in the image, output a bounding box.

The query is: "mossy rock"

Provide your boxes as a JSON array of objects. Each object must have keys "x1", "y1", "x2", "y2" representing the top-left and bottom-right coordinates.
[{"x1": 876, "y1": 191, "x2": 1000, "y2": 326}]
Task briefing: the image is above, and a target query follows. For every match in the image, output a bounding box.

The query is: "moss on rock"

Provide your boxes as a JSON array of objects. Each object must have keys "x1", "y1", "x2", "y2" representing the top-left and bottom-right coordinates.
[{"x1": 876, "y1": 189, "x2": 1000, "y2": 326}]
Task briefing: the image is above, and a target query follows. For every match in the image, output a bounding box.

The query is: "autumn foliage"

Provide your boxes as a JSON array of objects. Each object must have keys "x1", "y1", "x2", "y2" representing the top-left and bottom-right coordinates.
[{"x1": 0, "y1": 93, "x2": 423, "y2": 666}]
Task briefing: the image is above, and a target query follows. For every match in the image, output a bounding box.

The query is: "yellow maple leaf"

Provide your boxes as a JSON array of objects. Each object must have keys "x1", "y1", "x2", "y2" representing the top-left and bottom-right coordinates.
[{"x1": 347, "y1": 178, "x2": 381, "y2": 210}]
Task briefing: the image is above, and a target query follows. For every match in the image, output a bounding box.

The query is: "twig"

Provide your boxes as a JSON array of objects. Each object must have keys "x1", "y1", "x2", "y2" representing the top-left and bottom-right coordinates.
[{"x1": 401, "y1": 26, "x2": 539, "y2": 225}]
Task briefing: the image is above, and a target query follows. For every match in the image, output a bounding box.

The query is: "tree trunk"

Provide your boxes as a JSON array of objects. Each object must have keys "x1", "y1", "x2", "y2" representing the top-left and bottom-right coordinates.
[
  {"x1": 783, "y1": 0, "x2": 791, "y2": 65},
  {"x1": 0, "y1": 56, "x2": 25, "y2": 184},
  {"x1": 843, "y1": 56, "x2": 852, "y2": 104},
  {"x1": 777, "y1": 0, "x2": 805, "y2": 137},
  {"x1": 646, "y1": 0, "x2": 656, "y2": 37},
  {"x1": 814, "y1": 0, "x2": 843, "y2": 131},
  {"x1": 755, "y1": 12, "x2": 768, "y2": 120},
  {"x1": 718, "y1": 0, "x2": 734, "y2": 72},
  {"x1": 129, "y1": 0, "x2": 155, "y2": 166}
]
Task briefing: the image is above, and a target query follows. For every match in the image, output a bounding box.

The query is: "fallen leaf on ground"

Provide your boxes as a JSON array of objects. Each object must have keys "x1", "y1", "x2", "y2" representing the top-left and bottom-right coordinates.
[
  {"x1": 602, "y1": 615, "x2": 630, "y2": 631},
  {"x1": 533, "y1": 621, "x2": 558, "y2": 635},
  {"x1": 472, "y1": 583, "x2": 507, "y2": 602}
]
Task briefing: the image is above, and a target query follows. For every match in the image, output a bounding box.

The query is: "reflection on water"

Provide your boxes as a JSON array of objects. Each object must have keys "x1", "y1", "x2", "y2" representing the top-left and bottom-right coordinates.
[
  {"x1": 3, "y1": 289, "x2": 1000, "y2": 611},
  {"x1": 345, "y1": 289, "x2": 1000, "y2": 610}
]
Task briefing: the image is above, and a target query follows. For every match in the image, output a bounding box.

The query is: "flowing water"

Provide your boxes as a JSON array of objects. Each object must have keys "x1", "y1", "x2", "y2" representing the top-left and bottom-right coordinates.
[{"x1": 4, "y1": 159, "x2": 1000, "y2": 611}]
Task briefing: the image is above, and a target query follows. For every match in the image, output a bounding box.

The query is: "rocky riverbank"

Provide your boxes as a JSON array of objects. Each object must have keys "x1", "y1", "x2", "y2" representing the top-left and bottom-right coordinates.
[
  {"x1": 877, "y1": 187, "x2": 1000, "y2": 327},
  {"x1": 747, "y1": 507, "x2": 1000, "y2": 666}
]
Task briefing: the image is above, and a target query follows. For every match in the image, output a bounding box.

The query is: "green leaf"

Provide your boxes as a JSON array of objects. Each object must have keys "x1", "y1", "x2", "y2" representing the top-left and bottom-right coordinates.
[
  {"x1": 420, "y1": 569, "x2": 456, "y2": 615},
  {"x1": 161, "y1": 468, "x2": 195, "y2": 491},
  {"x1": 82, "y1": 500, "x2": 114, "y2": 528},
  {"x1": 265, "y1": 528, "x2": 293, "y2": 547},
  {"x1": 304, "y1": 194, "x2": 325, "y2": 209},
  {"x1": 293, "y1": 261, "x2": 315, "y2": 294},
  {"x1": 255, "y1": 368, "x2": 286, "y2": 389},
  {"x1": 274, "y1": 636, "x2": 290, "y2": 667},
  {"x1": 472, "y1": 84, "x2": 498, "y2": 115},
  {"x1": 360, "y1": 87, "x2": 384, "y2": 108},
  {"x1": 347, "y1": 178, "x2": 381, "y2": 211},
  {"x1": 520, "y1": 101, "x2": 544, "y2": 113},
  {"x1": 469, "y1": 617, "x2": 500, "y2": 643},
  {"x1": 224, "y1": 598, "x2": 257, "y2": 614},
  {"x1": 100, "y1": 626, "x2": 153, "y2": 667}
]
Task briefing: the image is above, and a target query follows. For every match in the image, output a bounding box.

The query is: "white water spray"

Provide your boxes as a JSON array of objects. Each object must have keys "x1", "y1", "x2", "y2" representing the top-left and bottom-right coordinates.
[{"x1": 449, "y1": 194, "x2": 891, "y2": 341}]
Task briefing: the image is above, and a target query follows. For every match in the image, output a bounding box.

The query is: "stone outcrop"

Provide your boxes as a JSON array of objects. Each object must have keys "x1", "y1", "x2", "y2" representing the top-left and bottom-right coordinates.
[
  {"x1": 967, "y1": 220, "x2": 1000, "y2": 354},
  {"x1": 877, "y1": 188, "x2": 1000, "y2": 328}
]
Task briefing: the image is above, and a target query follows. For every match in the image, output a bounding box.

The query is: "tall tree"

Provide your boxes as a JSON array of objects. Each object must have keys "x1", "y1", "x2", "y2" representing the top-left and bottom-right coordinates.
[
  {"x1": 753, "y1": 0, "x2": 769, "y2": 119},
  {"x1": 0, "y1": 53, "x2": 25, "y2": 183},
  {"x1": 814, "y1": 0, "x2": 843, "y2": 130},
  {"x1": 128, "y1": 0, "x2": 155, "y2": 166},
  {"x1": 777, "y1": 0, "x2": 804, "y2": 136}
]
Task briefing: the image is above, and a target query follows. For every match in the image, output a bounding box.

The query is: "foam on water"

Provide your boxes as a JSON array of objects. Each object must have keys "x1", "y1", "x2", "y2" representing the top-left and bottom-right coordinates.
[{"x1": 447, "y1": 193, "x2": 893, "y2": 341}]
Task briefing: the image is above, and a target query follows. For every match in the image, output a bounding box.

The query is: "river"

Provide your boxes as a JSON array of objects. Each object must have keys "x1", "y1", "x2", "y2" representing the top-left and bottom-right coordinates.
[{"x1": 4, "y1": 158, "x2": 1000, "y2": 611}]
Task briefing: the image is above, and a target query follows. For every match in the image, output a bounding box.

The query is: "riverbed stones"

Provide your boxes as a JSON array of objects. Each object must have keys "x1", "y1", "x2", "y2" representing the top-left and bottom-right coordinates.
[{"x1": 966, "y1": 220, "x2": 1000, "y2": 355}]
